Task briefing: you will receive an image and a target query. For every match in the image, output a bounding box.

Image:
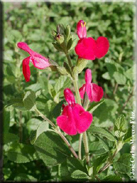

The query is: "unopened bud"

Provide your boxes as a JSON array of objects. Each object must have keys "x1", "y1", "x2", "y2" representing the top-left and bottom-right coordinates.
[{"x1": 56, "y1": 34, "x2": 64, "y2": 44}]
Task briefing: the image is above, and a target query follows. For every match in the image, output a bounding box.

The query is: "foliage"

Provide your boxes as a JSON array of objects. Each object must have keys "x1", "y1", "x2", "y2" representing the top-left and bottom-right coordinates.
[{"x1": 3, "y1": 1, "x2": 134, "y2": 182}]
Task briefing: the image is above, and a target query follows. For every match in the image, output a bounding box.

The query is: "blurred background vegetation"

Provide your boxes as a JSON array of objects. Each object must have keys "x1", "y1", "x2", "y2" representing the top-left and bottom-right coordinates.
[{"x1": 3, "y1": 1, "x2": 134, "y2": 181}]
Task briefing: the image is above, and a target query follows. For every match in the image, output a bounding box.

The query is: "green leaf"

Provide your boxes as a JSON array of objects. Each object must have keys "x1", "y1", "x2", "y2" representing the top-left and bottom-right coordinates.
[
  {"x1": 4, "y1": 133, "x2": 19, "y2": 144},
  {"x1": 14, "y1": 173, "x2": 37, "y2": 181},
  {"x1": 60, "y1": 157, "x2": 87, "y2": 181},
  {"x1": 102, "y1": 72, "x2": 111, "y2": 80},
  {"x1": 26, "y1": 83, "x2": 42, "y2": 92},
  {"x1": 113, "y1": 153, "x2": 131, "y2": 176},
  {"x1": 34, "y1": 131, "x2": 71, "y2": 167},
  {"x1": 7, "y1": 142, "x2": 36, "y2": 163},
  {"x1": 115, "y1": 115, "x2": 128, "y2": 132},
  {"x1": 57, "y1": 66, "x2": 69, "y2": 75},
  {"x1": 26, "y1": 118, "x2": 42, "y2": 132},
  {"x1": 87, "y1": 99, "x2": 104, "y2": 113},
  {"x1": 114, "y1": 115, "x2": 128, "y2": 138},
  {"x1": 23, "y1": 91, "x2": 36, "y2": 110},
  {"x1": 88, "y1": 125, "x2": 117, "y2": 142},
  {"x1": 93, "y1": 153, "x2": 108, "y2": 174},
  {"x1": 6, "y1": 98, "x2": 25, "y2": 110},
  {"x1": 65, "y1": 25, "x2": 71, "y2": 41},
  {"x1": 52, "y1": 42, "x2": 63, "y2": 52},
  {"x1": 113, "y1": 71, "x2": 126, "y2": 85},
  {"x1": 98, "y1": 137, "x2": 109, "y2": 151},
  {"x1": 48, "y1": 83, "x2": 55, "y2": 98},
  {"x1": 125, "y1": 66, "x2": 133, "y2": 80},
  {"x1": 3, "y1": 109, "x2": 10, "y2": 133},
  {"x1": 30, "y1": 122, "x2": 49, "y2": 144},
  {"x1": 89, "y1": 141, "x2": 107, "y2": 155},
  {"x1": 67, "y1": 38, "x2": 73, "y2": 50},
  {"x1": 54, "y1": 75, "x2": 71, "y2": 93},
  {"x1": 71, "y1": 170, "x2": 89, "y2": 179},
  {"x1": 103, "y1": 175, "x2": 122, "y2": 181},
  {"x1": 73, "y1": 59, "x2": 88, "y2": 74}
]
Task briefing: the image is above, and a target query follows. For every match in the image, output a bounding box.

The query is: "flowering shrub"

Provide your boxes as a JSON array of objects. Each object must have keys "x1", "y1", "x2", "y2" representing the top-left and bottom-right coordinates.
[{"x1": 3, "y1": 2, "x2": 134, "y2": 182}]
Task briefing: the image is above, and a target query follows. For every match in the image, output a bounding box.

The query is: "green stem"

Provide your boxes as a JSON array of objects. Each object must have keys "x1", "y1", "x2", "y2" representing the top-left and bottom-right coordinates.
[
  {"x1": 98, "y1": 142, "x2": 122, "y2": 174},
  {"x1": 83, "y1": 131, "x2": 90, "y2": 164},
  {"x1": 35, "y1": 108, "x2": 78, "y2": 159},
  {"x1": 35, "y1": 108, "x2": 56, "y2": 128},
  {"x1": 78, "y1": 134, "x2": 83, "y2": 159},
  {"x1": 73, "y1": 76, "x2": 90, "y2": 164},
  {"x1": 65, "y1": 51, "x2": 73, "y2": 68},
  {"x1": 73, "y1": 78, "x2": 81, "y2": 105}
]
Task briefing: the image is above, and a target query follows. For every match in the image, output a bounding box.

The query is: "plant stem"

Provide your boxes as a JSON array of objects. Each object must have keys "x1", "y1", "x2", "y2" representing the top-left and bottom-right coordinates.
[
  {"x1": 113, "y1": 83, "x2": 118, "y2": 95},
  {"x1": 78, "y1": 134, "x2": 83, "y2": 159},
  {"x1": 119, "y1": 86, "x2": 134, "y2": 113},
  {"x1": 98, "y1": 149, "x2": 118, "y2": 174},
  {"x1": 35, "y1": 108, "x2": 78, "y2": 159},
  {"x1": 73, "y1": 78, "x2": 82, "y2": 105},
  {"x1": 65, "y1": 51, "x2": 73, "y2": 68},
  {"x1": 19, "y1": 111, "x2": 22, "y2": 143},
  {"x1": 73, "y1": 76, "x2": 90, "y2": 164},
  {"x1": 35, "y1": 108, "x2": 56, "y2": 128},
  {"x1": 57, "y1": 128, "x2": 78, "y2": 159},
  {"x1": 83, "y1": 131, "x2": 90, "y2": 164},
  {"x1": 95, "y1": 175, "x2": 101, "y2": 182}
]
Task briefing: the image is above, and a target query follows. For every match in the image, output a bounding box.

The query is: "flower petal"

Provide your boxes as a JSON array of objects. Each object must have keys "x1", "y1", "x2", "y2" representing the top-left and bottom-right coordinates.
[
  {"x1": 79, "y1": 84, "x2": 86, "y2": 99},
  {"x1": 22, "y1": 57, "x2": 31, "y2": 82},
  {"x1": 30, "y1": 56, "x2": 50, "y2": 69},
  {"x1": 17, "y1": 42, "x2": 34, "y2": 55},
  {"x1": 94, "y1": 37, "x2": 109, "y2": 59},
  {"x1": 75, "y1": 38, "x2": 96, "y2": 60},
  {"x1": 73, "y1": 104, "x2": 93, "y2": 133},
  {"x1": 85, "y1": 69, "x2": 92, "y2": 84},
  {"x1": 77, "y1": 20, "x2": 87, "y2": 39},
  {"x1": 64, "y1": 88, "x2": 75, "y2": 105},
  {"x1": 89, "y1": 83, "x2": 104, "y2": 102},
  {"x1": 57, "y1": 106, "x2": 77, "y2": 135}
]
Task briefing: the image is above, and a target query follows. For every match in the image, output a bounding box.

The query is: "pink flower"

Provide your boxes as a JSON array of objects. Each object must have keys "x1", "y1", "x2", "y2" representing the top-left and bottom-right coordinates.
[
  {"x1": 17, "y1": 42, "x2": 50, "y2": 82},
  {"x1": 57, "y1": 88, "x2": 93, "y2": 135},
  {"x1": 75, "y1": 20, "x2": 109, "y2": 60},
  {"x1": 79, "y1": 69, "x2": 103, "y2": 102},
  {"x1": 76, "y1": 20, "x2": 87, "y2": 39}
]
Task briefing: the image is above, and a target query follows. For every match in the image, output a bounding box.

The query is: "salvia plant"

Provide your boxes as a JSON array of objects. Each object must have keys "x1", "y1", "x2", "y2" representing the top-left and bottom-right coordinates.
[{"x1": 6, "y1": 19, "x2": 132, "y2": 182}]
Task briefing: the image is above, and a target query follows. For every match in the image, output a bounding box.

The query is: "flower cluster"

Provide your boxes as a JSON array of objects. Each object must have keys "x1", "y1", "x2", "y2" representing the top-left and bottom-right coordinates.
[{"x1": 17, "y1": 20, "x2": 109, "y2": 136}]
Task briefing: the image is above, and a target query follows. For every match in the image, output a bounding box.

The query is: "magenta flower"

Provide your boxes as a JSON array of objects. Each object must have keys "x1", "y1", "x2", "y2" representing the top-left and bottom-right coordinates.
[
  {"x1": 75, "y1": 20, "x2": 109, "y2": 60},
  {"x1": 57, "y1": 88, "x2": 93, "y2": 136},
  {"x1": 17, "y1": 42, "x2": 50, "y2": 82},
  {"x1": 79, "y1": 69, "x2": 103, "y2": 102},
  {"x1": 76, "y1": 20, "x2": 87, "y2": 39}
]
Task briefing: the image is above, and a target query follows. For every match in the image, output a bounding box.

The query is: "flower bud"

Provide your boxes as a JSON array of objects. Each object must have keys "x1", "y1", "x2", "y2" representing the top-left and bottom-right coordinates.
[
  {"x1": 55, "y1": 34, "x2": 64, "y2": 44},
  {"x1": 76, "y1": 20, "x2": 87, "y2": 39}
]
